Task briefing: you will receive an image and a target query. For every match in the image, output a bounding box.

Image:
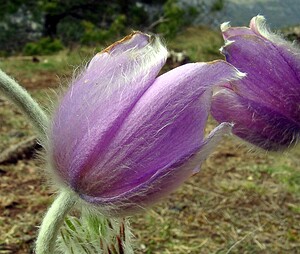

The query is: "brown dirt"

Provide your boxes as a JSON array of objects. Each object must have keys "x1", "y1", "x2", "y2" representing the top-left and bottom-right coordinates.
[
  {"x1": 0, "y1": 72, "x2": 299, "y2": 254},
  {"x1": 20, "y1": 72, "x2": 59, "y2": 90}
]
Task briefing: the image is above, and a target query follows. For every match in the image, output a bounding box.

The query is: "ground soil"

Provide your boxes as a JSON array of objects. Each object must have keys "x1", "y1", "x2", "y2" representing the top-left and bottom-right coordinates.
[{"x1": 0, "y1": 70, "x2": 299, "y2": 254}]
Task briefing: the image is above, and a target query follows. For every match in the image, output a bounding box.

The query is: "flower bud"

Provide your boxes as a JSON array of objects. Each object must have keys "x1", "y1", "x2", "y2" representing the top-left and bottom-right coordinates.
[
  {"x1": 49, "y1": 32, "x2": 242, "y2": 216},
  {"x1": 212, "y1": 16, "x2": 300, "y2": 151}
]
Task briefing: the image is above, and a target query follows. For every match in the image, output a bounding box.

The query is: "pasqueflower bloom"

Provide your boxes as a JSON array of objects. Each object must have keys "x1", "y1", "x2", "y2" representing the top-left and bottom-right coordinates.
[
  {"x1": 211, "y1": 15, "x2": 300, "y2": 151},
  {"x1": 48, "y1": 32, "x2": 242, "y2": 216}
]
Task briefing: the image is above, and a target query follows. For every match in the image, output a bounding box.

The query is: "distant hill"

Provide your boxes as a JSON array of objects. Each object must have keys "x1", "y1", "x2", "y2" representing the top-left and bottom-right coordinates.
[
  {"x1": 224, "y1": 0, "x2": 300, "y2": 28},
  {"x1": 187, "y1": 0, "x2": 300, "y2": 29}
]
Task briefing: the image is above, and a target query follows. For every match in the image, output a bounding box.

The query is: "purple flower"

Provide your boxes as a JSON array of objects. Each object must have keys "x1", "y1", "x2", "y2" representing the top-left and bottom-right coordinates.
[
  {"x1": 48, "y1": 32, "x2": 242, "y2": 216},
  {"x1": 211, "y1": 15, "x2": 300, "y2": 151}
]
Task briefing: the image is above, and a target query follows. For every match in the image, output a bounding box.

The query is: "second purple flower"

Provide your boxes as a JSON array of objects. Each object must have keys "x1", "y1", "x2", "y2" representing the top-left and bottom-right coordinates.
[{"x1": 211, "y1": 16, "x2": 300, "y2": 151}]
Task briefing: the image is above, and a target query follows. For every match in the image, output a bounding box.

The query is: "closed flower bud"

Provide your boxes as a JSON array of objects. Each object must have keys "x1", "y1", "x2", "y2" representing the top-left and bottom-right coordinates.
[
  {"x1": 212, "y1": 16, "x2": 300, "y2": 151},
  {"x1": 48, "y1": 32, "x2": 242, "y2": 216}
]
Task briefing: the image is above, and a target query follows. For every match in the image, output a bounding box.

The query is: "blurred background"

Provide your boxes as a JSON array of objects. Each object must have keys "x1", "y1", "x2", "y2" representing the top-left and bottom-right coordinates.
[
  {"x1": 1, "y1": 0, "x2": 300, "y2": 56},
  {"x1": 0, "y1": 1, "x2": 300, "y2": 253}
]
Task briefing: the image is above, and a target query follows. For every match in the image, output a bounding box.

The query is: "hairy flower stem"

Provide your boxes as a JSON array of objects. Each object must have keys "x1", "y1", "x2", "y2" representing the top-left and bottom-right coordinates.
[
  {"x1": 0, "y1": 69, "x2": 48, "y2": 138},
  {"x1": 57, "y1": 211, "x2": 134, "y2": 254},
  {"x1": 35, "y1": 190, "x2": 76, "y2": 254}
]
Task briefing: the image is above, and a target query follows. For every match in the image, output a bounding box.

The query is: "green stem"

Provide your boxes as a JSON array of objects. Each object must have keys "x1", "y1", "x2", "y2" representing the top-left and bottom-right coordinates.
[
  {"x1": 35, "y1": 190, "x2": 76, "y2": 254},
  {"x1": 0, "y1": 69, "x2": 48, "y2": 138}
]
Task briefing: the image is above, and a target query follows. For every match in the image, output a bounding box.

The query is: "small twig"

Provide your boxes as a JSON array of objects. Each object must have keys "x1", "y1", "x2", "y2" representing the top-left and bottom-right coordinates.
[
  {"x1": 0, "y1": 136, "x2": 41, "y2": 164},
  {"x1": 147, "y1": 17, "x2": 169, "y2": 31},
  {"x1": 225, "y1": 230, "x2": 256, "y2": 254}
]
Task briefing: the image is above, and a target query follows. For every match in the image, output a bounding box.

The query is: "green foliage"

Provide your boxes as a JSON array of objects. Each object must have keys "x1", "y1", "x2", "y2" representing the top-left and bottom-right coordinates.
[
  {"x1": 0, "y1": 0, "x2": 150, "y2": 54},
  {"x1": 211, "y1": 0, "x2": 225, "y2": 12},
  {"x1": 157, "y1": 0, "x2": 198, "y2": 39},
  {"x1": 0, "y1": 51, "x2": 10, "y2": 57},
  {"x1": 109, "y1": 14, "x2": 127, "y2": 36},
  {"x1": 187, "y1": 6, "x2": 199, "y2": 20},
  {"x1": 128, "y1": 4, "x2": 148, "y2": 28},
  {"x1": 57, "y1": 17, "x2": 85, "y2": 45},
  {"x1": 0, "y1": 5, "x2": 43, "y2": 54},
  {"x1": 80, "y1": 21, "x2": 111, "y2": 45},
  {"x1": 168, "y1": 26, "x2": 223, "y2": 62},
  {"x1": 80, "y1": 15, "x2": 127, "y2": 45},
  {"x1": 249, "y1": 162, "x2": 300, "y2": 194},
  {"x1": 42, "y1": 1, "x2": 59, "y2": 13},
  {"x1": 263, "y1": 165, "x2": 300, "y2": 193},
  {"x1": 157, "y1": 0, "x2": 185, "y2": 39},
  {"x1": 23, "y1": 37, "x2": 64, "y2": 55}
]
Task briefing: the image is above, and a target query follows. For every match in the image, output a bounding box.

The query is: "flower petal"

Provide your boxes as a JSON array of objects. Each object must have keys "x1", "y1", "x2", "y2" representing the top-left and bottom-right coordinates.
[
  {"x1": 74, "y1": 61, "x2": 242, "y2": 213},
  {"x1": 221, "y1": 34, "x2": 300, "y2": 122},
  {"x1": 50, "y1": 32, "x2": 168, "y2": 185},
  {"x1": 211, "y1": 88, "x2": 300, "y2": 150},
  {"x1": 80, "y1": 122, "x2": 233, "y2": 216},
  {"x1": 221, "y1": 22, "x2": 255, "y2": 40},
  {"x1": 249, "y1": 15, "x2": 300, "y2": 81}
]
